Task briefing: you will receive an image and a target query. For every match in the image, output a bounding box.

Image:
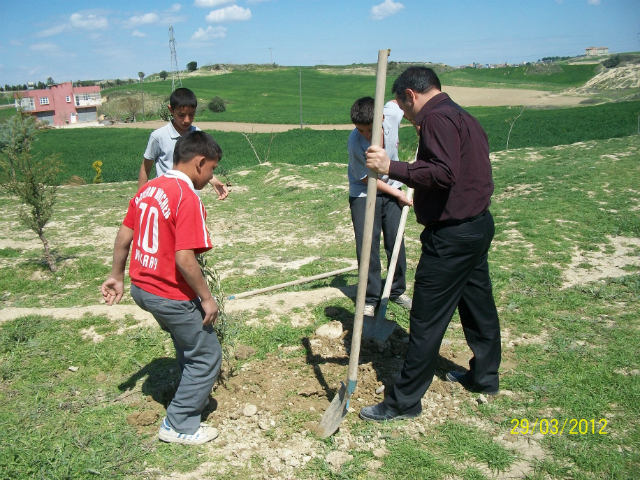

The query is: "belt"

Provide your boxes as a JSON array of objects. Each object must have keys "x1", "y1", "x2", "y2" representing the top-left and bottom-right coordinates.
[{"x1": 425, "y1": 210, "x2": 487, "y2": 229}]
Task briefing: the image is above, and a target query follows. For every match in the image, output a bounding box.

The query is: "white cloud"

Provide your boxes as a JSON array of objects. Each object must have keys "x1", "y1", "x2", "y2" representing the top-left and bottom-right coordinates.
[
  {"x1": 195, "y1": 0, "x2": 235, "y2": 7},
  {"x1": 370, "y1": 0, "x2": 405, "y2": 20},
  {"x1": 126, "y1": 13, "x2": 160, "y2": 27},
  {"x1": 70, "y1": 13, "x2": 109, "y2": 30},
  {"x1": 247, "y1": 0, "x2": 271, "y2": 3},
  {"x1": 132, "y1": 30, "x2": 146, "y2": 37},
  {"x1": 10, "y1": 40, "x2": 23, "y2": 46},
  {"x1": 29, "y1": 43, "x2": 60, "y2": 52},
  {"x1": 206, "y1": 5, "x2": 252, "y2": 22},
  {"x1": 167, "y1": 3, "x2": 182, "y2": 12},
  {"x1": 587, "y1": 0, "x2": 600, "y2": 4},
  {"x1": 192, "y1": 26, "x2": 227, "y2": 40},
  {"x1": 36, "y1": 24, "x2": 69, "y2": 38}
]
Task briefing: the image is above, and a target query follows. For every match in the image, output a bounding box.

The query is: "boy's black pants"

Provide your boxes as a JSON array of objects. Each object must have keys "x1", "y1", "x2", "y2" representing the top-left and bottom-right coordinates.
[
  {"x1": 383, "y1": 210, "x2": 501, "y2": 413},
  {"x1": 349, "y1": 192, "x2": 407, "y2": 306}
]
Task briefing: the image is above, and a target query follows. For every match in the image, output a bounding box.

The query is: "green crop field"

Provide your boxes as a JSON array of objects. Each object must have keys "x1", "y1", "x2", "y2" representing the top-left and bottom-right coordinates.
[
  {"x1": 440, "y1": 64, "x2": 599, "y2": 91},
  {"x1": 103, "y1": 68, "x2": 383, "y2": 124},
  {"x1": 28, "y1": 100, "x2": 640, "y2": 184},
  {"x1": 100, "y1": 64, "x2": 601, "y2": 124}
]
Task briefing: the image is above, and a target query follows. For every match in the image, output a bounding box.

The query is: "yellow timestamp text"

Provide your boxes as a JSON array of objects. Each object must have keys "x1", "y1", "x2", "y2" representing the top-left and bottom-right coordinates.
[{"x1": 510, "y1": 418, "x2": 608, "y2": 435}]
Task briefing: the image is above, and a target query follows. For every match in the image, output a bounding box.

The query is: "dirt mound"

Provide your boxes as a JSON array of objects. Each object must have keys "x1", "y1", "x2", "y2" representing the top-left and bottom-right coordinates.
[{"x1": 577, "y1": 64, "x2": 640, "y2": 92}]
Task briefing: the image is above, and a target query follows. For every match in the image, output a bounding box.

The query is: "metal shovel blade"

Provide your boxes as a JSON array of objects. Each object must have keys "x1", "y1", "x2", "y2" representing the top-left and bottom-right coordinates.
[
  {"x1": 318, "y1": 382, "x2": 350, "y2": 437},
  {"x1": 362, "y1": 310, "x2": 397, "y2": 341}
]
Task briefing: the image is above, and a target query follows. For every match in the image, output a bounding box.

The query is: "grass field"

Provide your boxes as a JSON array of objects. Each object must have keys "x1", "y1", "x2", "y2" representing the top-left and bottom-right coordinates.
[
  {"x1": 0, "y1": 135, "x2": 639, "y2": 479},
  {"x1": 0, "y1": 107, "x2": 15, "y2": 124},
  {"x1": 26, "y1": 100, "x2": 640, "y2": 184},
  {"x1": 440, "y1": 64, "x2": 599, "y2": 91},
  {"x1": 100, "y1": 64, "x2": 601, "y2": 124},
  {"x1": 103, "y1": 69, "x2": 383, "y2": 124}
]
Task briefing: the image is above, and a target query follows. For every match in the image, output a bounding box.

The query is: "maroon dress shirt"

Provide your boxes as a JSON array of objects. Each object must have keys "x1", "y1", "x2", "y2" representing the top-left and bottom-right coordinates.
[{"x1": 388, "y1": 92, "x2": 494, "y2": 226}]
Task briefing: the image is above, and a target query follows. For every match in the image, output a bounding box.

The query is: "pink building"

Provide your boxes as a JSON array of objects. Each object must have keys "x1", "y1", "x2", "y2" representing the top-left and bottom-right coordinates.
[{"x1": 14, "y1": 82, "x2": 102, "y2": 126}]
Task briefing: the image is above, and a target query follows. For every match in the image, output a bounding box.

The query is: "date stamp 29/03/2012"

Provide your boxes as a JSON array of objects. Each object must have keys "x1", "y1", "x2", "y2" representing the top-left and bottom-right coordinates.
[{"x1": 511, "y1": 418, "x2": 608, "y2": 435}]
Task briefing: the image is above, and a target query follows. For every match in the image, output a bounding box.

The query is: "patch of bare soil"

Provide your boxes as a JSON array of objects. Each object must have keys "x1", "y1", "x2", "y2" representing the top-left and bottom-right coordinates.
[
  {"x1": 139, "y1": 316, "x2": 520, "y2": 479},
  {"x1": 0, "y1": 305, "x2": 156, "y2": 326},
  {"x1": 562, "y1": 236, "x2": 640, "y2": 288}
]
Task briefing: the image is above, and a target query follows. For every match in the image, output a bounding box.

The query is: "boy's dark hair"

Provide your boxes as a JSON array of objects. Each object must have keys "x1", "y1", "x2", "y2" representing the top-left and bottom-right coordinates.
[
  {"x1": 169, "y1": 87, "x2": 198, "y2": 109},
  {"x1": 392, "y1": 67, "x2": 441, "y2": 102},
  {"x1": 173, "y1": 131, "x2": 222, "y2": 165},
  {"x1": 350, "y1": 96, "x2": 375, "y2": 125}
]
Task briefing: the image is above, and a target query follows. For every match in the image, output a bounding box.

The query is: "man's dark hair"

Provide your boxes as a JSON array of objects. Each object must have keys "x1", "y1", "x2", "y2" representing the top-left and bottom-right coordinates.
[
  {"x1": 169, "y1": 87, "x2": 198, "y2": 109},
  {"x1": 173, "y1": 131, "x2": 222, "y2": 165},
  {"x1": 350, "y1": 96, "x2": 375, "y2": 125},
  {"x1": 392, "y1": 67, "x2": 441, "y2": 102}
]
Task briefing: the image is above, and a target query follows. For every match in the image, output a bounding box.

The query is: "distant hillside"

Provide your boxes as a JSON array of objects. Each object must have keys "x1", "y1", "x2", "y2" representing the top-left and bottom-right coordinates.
[{"x1": 576, "y1": 54, "x2": 640, "y2": 92}]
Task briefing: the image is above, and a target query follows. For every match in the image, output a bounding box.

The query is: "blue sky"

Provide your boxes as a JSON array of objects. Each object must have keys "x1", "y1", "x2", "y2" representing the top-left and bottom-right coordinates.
[{"x1": 0, "y1": 0, "x2": 638, "y2": 85}]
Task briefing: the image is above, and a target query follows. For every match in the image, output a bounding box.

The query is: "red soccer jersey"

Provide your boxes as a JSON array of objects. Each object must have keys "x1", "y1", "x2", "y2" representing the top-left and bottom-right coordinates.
[{"x1": 123, "y1": 171, "x2": 212, "y2": 300}]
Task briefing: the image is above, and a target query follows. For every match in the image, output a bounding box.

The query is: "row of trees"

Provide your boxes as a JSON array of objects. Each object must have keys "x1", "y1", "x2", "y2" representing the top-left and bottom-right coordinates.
[
  {"x1": 1, "y1": 77, "x2": 98, "y2": 92},
  {"x1": 3, "y1": 61, "x2": 201, "y2": 93}
]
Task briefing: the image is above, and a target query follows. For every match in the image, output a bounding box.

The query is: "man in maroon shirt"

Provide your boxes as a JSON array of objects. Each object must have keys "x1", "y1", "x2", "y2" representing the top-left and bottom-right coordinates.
[{"x1": 360, "y1": 67, "x2": 501, "y2": 422}]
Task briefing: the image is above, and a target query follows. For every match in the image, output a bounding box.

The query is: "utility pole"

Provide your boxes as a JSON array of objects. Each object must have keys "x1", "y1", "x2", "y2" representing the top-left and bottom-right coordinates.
[
  {"x1": 269, "y1": 47, "x2": 273, "y2": 64},
  {"x1": 299, "y1": 69, "x2": 303, "y2": 130},
  {"x1": 138, "y1": 71, "x2": 145, "y2": 122}
]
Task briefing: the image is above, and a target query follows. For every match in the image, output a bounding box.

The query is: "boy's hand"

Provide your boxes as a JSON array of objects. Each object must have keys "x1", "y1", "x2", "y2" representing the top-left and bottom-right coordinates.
[
  {"x1": 366, "y1": 145, "x2": 391, "y2": 175},
  {"x1": 397, "y1": 192, "x2": 413, "y2": 208},
  {"x1": 102, "y1": 277, "x2": 124, "y2": 305},
  {"x1": 210, "y1": 176, "x2": 229, "y2": 200},
  {"x1": 201, "y1": 296, "x2": 219, "y2": 325}
]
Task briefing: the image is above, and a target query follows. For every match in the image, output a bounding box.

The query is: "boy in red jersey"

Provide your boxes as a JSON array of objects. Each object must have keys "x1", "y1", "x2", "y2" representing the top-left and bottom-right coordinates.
[{"x1": 102, "y1": 131, "x2": 222, "y2": 445}]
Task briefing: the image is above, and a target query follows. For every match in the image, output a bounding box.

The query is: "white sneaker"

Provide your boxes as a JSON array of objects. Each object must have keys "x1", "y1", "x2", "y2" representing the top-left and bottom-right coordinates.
[
  {"x1": 363, "y1": 304, "x2": 375, "y2": 317},
  {"x1": 392, "y1": 293, "x2": 412, "y2": 310},
  {"x1": 158, "y1": 417, "x2": 218, "y2": 445}
]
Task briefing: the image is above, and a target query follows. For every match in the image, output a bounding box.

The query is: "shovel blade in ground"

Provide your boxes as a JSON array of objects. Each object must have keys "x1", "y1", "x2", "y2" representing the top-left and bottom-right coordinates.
[
  {"x1": 318, "y1": 382, "x2": 350, "y2": 437},
  {"x1": 362, "y1": 311, "x2": 397, "y2": 341}
]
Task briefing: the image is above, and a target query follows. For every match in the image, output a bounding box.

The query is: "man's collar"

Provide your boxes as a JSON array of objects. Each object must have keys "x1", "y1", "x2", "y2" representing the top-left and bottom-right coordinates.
[
  {"x1": 415, "y1": 92, "x2": 451, "y2": 124},
  {"x1": 165, "y1": 169, "x2": 195, "y2": 191}
]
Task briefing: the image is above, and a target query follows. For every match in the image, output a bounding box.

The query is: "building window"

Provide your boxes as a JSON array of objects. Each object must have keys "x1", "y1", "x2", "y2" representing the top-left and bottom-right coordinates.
[
  {"x1": 40, "y1": 97, "x2": 50, "y2": 105},
  {"x1": 18, "y1": 97, "x2": 35, "y2": 110},
  {"x1": 66, "y1": 96, "x2": 71, "y2": 103}
]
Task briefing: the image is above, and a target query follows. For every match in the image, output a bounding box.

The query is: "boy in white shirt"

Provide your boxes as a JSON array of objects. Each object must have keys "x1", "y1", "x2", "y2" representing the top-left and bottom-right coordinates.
[{"x1": 348, "y1": 97, "x2": 413, "y2": 316}]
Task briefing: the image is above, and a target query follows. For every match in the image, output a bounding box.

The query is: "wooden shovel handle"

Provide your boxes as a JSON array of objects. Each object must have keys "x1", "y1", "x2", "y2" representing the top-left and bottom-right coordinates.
[{"x1": 348, "y1": 48, "x2": 390, "y2": 384}]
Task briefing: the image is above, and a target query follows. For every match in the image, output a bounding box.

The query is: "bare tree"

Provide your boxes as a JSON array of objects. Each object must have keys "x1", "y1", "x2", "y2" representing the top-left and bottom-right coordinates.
[
  {"x1": 241, "y1": 132, "x2": 277, "y2": 165},
  {"x1": 122, "y1": 96, "x2": 142, "y2": 123},
  {"x1": 506, "y1": 106, "x2": 525, "y2": 151}
]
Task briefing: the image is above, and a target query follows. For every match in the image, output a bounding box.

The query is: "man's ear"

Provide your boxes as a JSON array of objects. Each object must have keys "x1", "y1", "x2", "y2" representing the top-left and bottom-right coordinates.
[
  {"x1": 405, "y1": 89, "x2": 416, "y2": 103},
  {"x1": 167, "y1": 105, "x2": 174, "y2": 115}
]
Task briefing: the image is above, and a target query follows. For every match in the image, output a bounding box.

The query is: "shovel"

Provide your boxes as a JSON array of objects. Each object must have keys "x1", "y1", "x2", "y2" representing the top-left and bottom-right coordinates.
[
  {"x1": 319, "y1": 48, "x2": 390, "y2": 438},
  {"x1": 362, "y1": 186, "x2": 414, "y2": 341}
]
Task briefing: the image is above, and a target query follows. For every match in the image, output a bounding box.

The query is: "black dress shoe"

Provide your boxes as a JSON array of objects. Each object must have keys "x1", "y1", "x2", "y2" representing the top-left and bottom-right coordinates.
[
  {"x1": 359, "y1": 402, "x2": 421, "y2": 422},
  {"x1": 446, "y1": 371, "x2": 498, "y2": 395}
]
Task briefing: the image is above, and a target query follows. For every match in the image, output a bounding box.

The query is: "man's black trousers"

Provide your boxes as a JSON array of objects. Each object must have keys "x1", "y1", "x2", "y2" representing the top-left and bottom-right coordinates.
[
  {"x1": 349, "y1": 193, "x2": 407, "y2": 306},
  {"x1": 384, "y1": 210, "x2": 501, "y2": 413}
]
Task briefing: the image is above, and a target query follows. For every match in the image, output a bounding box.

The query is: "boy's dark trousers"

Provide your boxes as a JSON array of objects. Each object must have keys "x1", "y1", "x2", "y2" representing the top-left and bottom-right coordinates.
[
  {"x1": 131, "y1": 284, "x2": 222, "y2": 434},
  {"x1": 383, "y1": 211, "x2": 501, "y2": 413},
  {"x1": 349, "y1": 192, "x2": 407, "y2": 306}
]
